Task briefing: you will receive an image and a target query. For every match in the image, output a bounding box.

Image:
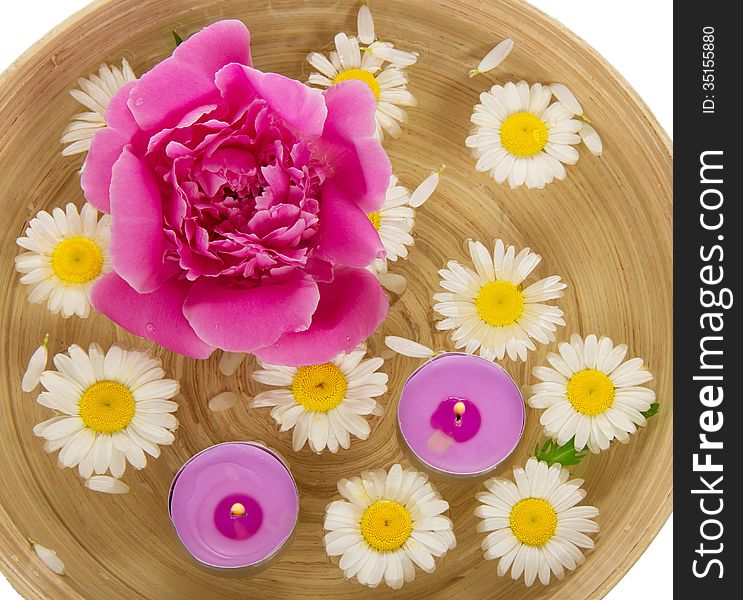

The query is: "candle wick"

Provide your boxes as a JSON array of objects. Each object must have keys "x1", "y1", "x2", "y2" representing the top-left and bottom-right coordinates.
[{"x1": 453, "y1": 400, "x2": 466, "y2": 426}]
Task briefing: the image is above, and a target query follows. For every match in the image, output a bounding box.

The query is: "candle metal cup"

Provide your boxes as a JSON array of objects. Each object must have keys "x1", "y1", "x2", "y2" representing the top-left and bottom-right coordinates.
[
  {"x1": 397, "y1": 353, "x2": 526, "y2": 482},
  {"x1": 168, "y1": 441, "x2": 299, "y2": 576}
]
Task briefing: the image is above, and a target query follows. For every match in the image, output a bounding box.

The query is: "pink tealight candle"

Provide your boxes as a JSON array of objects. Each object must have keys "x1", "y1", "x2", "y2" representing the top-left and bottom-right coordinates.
[
  {"x1": 397, "y1": 353, "x2": 525, "y2": 478},
  {"x1": 169, "y1": 442, "x2": 299, "y2": 572}
]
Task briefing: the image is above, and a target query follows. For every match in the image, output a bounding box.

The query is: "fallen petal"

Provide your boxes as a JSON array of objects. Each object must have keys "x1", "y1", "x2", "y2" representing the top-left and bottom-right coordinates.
[
  {"x1": 470, "y1": 38, "x2": 513, "y2": 77},
  {"x1": 579, "y1": 123, "x2": 603, "y2": 156},
  {"x1": 377, "y1": 271, "x2": 407, "y2": 295},
  {"x1": 85, "y1": 476, "x2": 130, "y2": 495},
  {"x1": 385, "y1": 336, "x2": 435, "y2": 358},
  {"x1": 550, "y1": 83, "x2": 583, "y2": 116},
  {"x1": 218, "y1": 351, "x2": 247, "y2": 376},
  {"x1": 31, "y1": 542, "x2": 65, "y2": 575},
  {"x1": 409, "y1": 166, "x2": 444, "y2": 208},
  {"x1": 22, "y1": 335, "x2": 49, "y2": 393},
  {"x1": 208, "y1": 391, "x2": 240, "y2": 412}
]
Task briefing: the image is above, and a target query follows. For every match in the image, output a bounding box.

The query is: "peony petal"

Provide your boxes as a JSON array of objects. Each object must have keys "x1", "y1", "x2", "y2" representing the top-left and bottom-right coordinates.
[
  {"x1": 109, "y1": 147, "x2": 171, "y2": 293},
  {"x1": 255, "y1": 268, "x2": 388, "y2": 366},
  {"x1": 81, "y1": 81, "x2": 138, "y2": 213},
  {"x1": 315, "y1": 183, "x2": 385, "y2": 268},
  {"x1": 215, "y1": 64, "x2": 327, "y2": 136},
  {"x1": 183, "y1": 274, "x2": 319, "y2": 353},
  {"x1": 321, "y1": 81, "x2": 391, "y2": 213},
  {"x1": 127, "y1": 20, "x2": 252, "y2": 131},
  {"x1": 91, "y1": 273, "x2": 214, "y2": 359}
]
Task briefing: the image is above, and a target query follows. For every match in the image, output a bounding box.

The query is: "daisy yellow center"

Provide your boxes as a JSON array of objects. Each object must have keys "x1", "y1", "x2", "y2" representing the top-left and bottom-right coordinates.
[
  {"x1": 367, "y1": 211, "x2": 381, "y2": 230},
  {"x1": 78, "y1": 380, "x2": 135, "y2": 434},
  {"x1": 566, "y1": 369, "x2": 615, "y2": 416},
  {"x1": 360, "y1": 500, "x2": 413, "y2": 551},
  {"x1": 500, "y1": 112, "x2": 549, "y2": 157},
  {"x1": 51, "y1": 237, "x2": 103, "y2": 284},
  {"x1": 475, "y1": 280, "x2": 525, "y2": 327},
  {"x1": 332, "y1": 69, "x2": 381, "y2": 100},
  {"x1": 509, "y1": 498, "x2": 558, "y2": 547},
  {"x1": 291, "y1": 363, "x2": 347, "y2": 412}
]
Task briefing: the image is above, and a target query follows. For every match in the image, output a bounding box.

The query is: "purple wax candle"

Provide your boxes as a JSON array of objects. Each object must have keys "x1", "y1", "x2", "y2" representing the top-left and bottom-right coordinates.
[
  {"x1": 397, "y1": 353, "x2": 525, "y2": 478},
  {"x1": 169, "y1": 442, "x2": 299, "y2": 572}
]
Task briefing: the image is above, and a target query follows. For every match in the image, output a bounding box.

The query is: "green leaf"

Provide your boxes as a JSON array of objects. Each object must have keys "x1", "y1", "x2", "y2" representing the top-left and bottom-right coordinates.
[
  {"x1": 534, "y1": 437, "x2": 588, "y2": 467},
  {"x1": 173, "y1": 30, "x2": 184, "y2": 47},
  {"x1": 642, "y1": 403, "x2": 660, "y2": 419}
]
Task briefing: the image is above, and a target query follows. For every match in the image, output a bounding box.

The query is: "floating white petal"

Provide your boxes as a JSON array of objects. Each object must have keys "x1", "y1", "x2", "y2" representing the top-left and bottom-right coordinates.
[
  {"x1": 208, "y1": 391, "x2": 240, "y2": 412},
  {"x1": 470, "y1": 38, "x2": 514, "y2": 77},
  {"x1": 579, "y1": 123, "x2": 603, "y2": 156},
  {"x1": 385, "y1": 336, "x2": 436, "y2": 359},
  {"x1": 377, "y1": 271, "x2": 407, "y2": 295},
  {"x1": 31, "y1": 542, "x2": 65, "y2": 575},
  {"x1": 85, "y1": 475, "x2": 130, "y2": 494},
  {"x1": 218, "y1": 351, "x2": 246, "y2": 376},
  {"x1": 550, "y1": 83, "x2": 583, "y2": 116},
  {"x1": 409, "y1": 167, "x2": 444, "y2": 208},
  {"x1": 22, "y1": 336, "x2": 49, "y2": 393},
  {"x1": 357, "y1": 1, "x2": 376, "y2": 45}
]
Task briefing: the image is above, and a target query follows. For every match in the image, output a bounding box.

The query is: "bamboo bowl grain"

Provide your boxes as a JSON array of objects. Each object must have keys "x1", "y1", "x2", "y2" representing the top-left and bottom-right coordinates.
[{"x1": 0, "y1": 0, "x2": 672, "y2": 598}]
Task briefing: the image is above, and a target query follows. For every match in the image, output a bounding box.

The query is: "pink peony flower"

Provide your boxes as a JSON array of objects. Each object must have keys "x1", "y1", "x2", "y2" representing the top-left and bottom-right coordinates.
[{"x1": 82, "y1": 21, "x2": 391, "y2": 365}]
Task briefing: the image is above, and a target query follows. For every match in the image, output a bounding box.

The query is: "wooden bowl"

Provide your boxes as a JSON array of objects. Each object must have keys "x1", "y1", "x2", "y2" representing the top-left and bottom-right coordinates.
[{"x1": 0, "y1": 0, "x2": 672, "y2": 598}]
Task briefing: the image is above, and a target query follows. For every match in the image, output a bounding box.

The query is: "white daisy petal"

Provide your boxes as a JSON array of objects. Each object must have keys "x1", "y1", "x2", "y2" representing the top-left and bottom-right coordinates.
[
  {"x1": 550, "y1": 83, "x2": 583, "y2": 116},
  {"x1": 31, "y1": 542, "x2": 65, "y2": 575},
  {"x1": 218, "y1": 351, "x2": 246, "y2": 376},
  {"x1": 208, "y1": 391, "x2": 240, "y2": 412},
  {"x1": 357, "y1": 1, "x2": 376, "y2": 45},
  {"x1": 85, "y1": 475, "x2": 130, "y2": 494},
  {"x1": 385, "y1": 336, "x2": 435, "y2": 359},
  {"x1": 470, "y1": 39, "x2": 514, "y2": 77},
  {"x1": 579, "y1": 123, "x2": 603, "y2": 156},
  {"x1": 22, "y1": 336, "x2": 49, "y2": 393}
]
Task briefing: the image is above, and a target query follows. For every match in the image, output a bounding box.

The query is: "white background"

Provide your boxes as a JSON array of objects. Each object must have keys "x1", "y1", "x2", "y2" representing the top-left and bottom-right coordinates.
[{"x1": 0, "y1": 1, "x2": 672, "y2": 598}]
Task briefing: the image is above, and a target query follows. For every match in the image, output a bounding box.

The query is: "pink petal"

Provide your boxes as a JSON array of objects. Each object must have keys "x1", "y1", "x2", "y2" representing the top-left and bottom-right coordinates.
[
  {"x1": 128, "y1": 20, "x2": 252, "y2": 131},
  {"x1": 254, "y1": 268, "x2": 388, "y2": 366},
  {"x1": 81, "y1": 81, "x2": 138, "y2": 213},
  {"x1": 91, "y1": 273, "x2": 214, "y2": 359},
  {"x1": 183, "y1": 274, "x2": 320, "y2": 353},
  {"x1": 110, "y1": 147, "x2": 174, "y2": 293},
  {"x1": 316, "y1": 182, "x2": 385, "y2": 267},
  {"x1": 321, "y1": 81, "x2": 391, "y2": 213},
  {"x1": 214, "y1": 64, "x2": 327, "y2": 136}
]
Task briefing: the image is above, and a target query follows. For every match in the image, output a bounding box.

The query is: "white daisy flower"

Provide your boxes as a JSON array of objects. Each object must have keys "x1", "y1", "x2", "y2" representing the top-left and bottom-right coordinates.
[
  {"x1": 250, "y1": 344, "x2": 387, "y2": 453},
  {"x1": 22, "y1": 334, "x2": 49, "y2": 393},
  {"x1": 434, "y1": 239, "x2": 566, "y2": 362},
  {"x1": 33, "y1": 344, "x2": 180, "y2": 479},
  {"x1": 528, "y1": 334, "x2": 655, "y2": 453},
  {"x1": 367, "y1": 170, "x2": 440, "y2": 271},
  {"x1": 15, "y1": 202, "x2": 111, "y2": 319},
  {"x1": 476, "y1": 457, "x2": 599, "y2": 587},
  {"x1": 61, "y1": 59, "x2": 137, "y2": 156},
  {"x1": 306, "y1": 3, "x2": 418, "y2": 140},
  {"x1": 466, "y1": 81, "x2": 585, "y2": 189},
  {"x1": 30, "y1": 540, "x2": 65, "y2": 575},
  {"x1": 324, "y1": 464, "x2": 456, "y2": 589}
]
